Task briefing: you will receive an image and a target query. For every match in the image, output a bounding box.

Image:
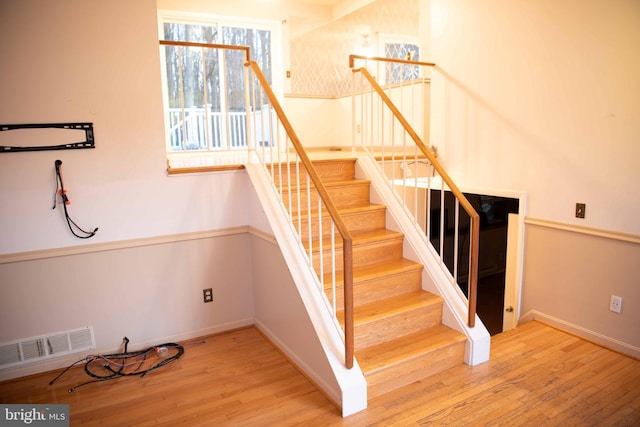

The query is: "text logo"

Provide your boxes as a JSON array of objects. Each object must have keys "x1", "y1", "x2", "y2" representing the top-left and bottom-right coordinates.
[{"x1": 1, "y1": 405, "x2": 69, "y2": 426}]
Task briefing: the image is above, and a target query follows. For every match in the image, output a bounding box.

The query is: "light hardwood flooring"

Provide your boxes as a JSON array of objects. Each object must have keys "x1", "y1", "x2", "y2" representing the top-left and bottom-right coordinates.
[{"x1": 1, "y1": 321, "x2": 638, "y2": 426}]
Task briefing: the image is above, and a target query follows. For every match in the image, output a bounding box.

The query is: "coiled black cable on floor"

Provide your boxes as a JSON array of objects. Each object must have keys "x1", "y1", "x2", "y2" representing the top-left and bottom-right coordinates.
[{"x1": 49, "y1": 337, "x2": 184, "y2": 392}]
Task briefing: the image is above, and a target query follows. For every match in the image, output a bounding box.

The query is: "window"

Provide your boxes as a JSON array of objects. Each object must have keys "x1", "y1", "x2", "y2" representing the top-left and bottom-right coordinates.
[
  {"x1": 158, "y1": 12, "x2": 280, "y2": 154},
  {"x1": 378, "y1": 34, "x2": 421, "y2": 84}
]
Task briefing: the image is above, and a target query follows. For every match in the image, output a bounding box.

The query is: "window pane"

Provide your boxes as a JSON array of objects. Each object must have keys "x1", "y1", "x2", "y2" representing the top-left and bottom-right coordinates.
[
  {"x1": 385, "y1": 42, "x2": 420, "y2": 83},
  {"x1": 163, "y1": 23, "x2": 217, "y2": 43},
  {"x1": 163, "y1": 23, "x2": 220, "y2": 151},
  {"x1": 222, "y1": 27, "x2": 272, "y2": 148},
  {"x1": 160, "y1": 19, "x2": 274, "y2": 152},
  {"x1": 222, "y1": 27, "x2": 271, "y2": 83}
]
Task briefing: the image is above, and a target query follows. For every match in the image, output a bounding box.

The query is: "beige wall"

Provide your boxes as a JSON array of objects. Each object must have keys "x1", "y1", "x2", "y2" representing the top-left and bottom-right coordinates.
[
  {"x1": 522, "y1": 223, "x2": 640, "y2": 354},
  {"x1": 0, "y1": 232, "x2": 256, "y2": 380}
]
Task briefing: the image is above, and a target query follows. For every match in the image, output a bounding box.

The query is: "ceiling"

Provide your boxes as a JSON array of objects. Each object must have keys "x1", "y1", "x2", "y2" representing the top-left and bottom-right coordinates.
[
  {"x1": 287, "y1": 0, "x2": 375, "y2": 38},
  {"x1": 294, "y1": 0, "x2": 344, "y2": 4}
]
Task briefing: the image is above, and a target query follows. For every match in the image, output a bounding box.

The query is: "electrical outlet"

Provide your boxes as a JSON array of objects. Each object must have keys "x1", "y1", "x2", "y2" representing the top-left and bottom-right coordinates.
[
  {"x1": 609, "y1": 295, "x2": 622, "y2": 314},
  {"x1": 575, "y1": 203, "x2": 586, "y2": 219},
  {"x1": 203, "y1": 288, "x2": 213, "y2": 303}
]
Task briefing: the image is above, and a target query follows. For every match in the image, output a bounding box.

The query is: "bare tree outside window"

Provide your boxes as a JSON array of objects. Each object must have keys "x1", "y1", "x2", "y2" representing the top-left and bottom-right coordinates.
[{"x1": 160, "y1": 19, "x2": 273, "y2": 152}]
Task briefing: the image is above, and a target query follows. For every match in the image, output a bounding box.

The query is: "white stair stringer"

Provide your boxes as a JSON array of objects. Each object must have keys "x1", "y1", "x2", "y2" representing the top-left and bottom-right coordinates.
[
  {"x1": 355, "y1": 154, "x2": 491, "y2": 366},
  {"x1": 245, "y1": 160, "x2": 368, "y2": 417}
]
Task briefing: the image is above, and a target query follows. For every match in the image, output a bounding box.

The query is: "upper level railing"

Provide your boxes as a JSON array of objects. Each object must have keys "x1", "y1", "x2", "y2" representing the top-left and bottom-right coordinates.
[
  {"x1": 350, "y1": 55, "x2": 479, "y2": 328},
  {"x1": 244, "y1": 60, "x2": 355, "y2": 368}
]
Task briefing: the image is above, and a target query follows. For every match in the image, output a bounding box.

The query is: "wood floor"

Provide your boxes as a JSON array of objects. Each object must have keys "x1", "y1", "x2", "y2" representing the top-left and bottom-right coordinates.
[{"x1": 1, "y1": 321, "x2": 638, "y2": 426}]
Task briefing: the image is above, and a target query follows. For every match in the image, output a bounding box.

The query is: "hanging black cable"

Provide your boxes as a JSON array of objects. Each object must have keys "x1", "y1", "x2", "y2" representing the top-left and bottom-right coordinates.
[{"x1": 52, "y1": 159, "x2": 98, "y2": 239}]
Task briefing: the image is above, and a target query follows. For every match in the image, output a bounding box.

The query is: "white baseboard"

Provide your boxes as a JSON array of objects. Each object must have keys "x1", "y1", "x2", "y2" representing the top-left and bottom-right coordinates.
[{"x1": 520, "y1": 310, "x2": 640, "y2": 359}]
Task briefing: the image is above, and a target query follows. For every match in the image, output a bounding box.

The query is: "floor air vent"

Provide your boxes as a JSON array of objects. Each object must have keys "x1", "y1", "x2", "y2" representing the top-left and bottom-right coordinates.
[{"x1": 0, "y1": 327, "x2": 95, "y2": 369}]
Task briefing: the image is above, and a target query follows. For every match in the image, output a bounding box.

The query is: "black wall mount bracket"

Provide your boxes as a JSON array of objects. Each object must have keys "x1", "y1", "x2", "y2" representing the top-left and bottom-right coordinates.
[{"x1": 0, "y1": 122, "x2": 95, "y2": 153}]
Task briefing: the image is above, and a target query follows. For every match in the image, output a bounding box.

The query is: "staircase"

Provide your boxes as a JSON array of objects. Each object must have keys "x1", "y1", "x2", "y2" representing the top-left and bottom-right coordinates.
[{"x1": 271, "y1": 157, "x2": 466, "y2": 400}]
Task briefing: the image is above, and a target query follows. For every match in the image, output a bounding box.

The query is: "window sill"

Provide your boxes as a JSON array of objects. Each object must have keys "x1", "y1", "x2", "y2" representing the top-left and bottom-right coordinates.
[
  {"x1": 166, "y1": 151, "x2": 248, "y2": 175},
  {"x1": 167, "y1": 164, "x2": 245, "y2": 175}
]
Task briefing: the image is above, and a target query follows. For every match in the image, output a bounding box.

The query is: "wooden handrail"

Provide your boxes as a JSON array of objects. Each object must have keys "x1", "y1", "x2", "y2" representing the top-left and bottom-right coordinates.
[
  {"x1": 349, "y1": 54, "x2": 436, "y2": 69},
  {"x1": 245, "y1": 60, "x2": 356, "y2": 367},
  {"x1": 353, "y1": 66, "x2": 479, "y2": 328},
  {"x1": 159, "y1": 40, "x2": 251, "y2": 62}
]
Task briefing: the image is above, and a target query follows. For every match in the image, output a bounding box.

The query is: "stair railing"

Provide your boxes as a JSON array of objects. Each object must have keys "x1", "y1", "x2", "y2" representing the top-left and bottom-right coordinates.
[
  {"x1": 159, "y1": 39, "x2": 355, "y2": 368},
  {"x1": 350, "y1": 55, "x2": 479, "y2": 328},
  {"x1": 245, "y1": 60, "x2": 355, "y2": 368}
]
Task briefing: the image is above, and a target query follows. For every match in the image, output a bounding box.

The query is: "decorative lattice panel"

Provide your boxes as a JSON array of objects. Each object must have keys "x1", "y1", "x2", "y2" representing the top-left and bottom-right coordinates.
[{"x1": 290, "y1": 0, "x2": 419, "y2": 97}]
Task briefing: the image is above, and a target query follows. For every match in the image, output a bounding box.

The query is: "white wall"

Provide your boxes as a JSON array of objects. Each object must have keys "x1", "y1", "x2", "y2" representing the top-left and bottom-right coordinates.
[
  {"x1": 0, "y1": 0, "x2": 252, "y2": 255},
  {"x1": 430, "y1": 0, "x2": 640, "y2": 234},
  {"x1": 284, "y1": 80, "x2": 430, "y2": 150},
  {"x1": 284, "y1": 96, "x2": 352, "y2": 148}
]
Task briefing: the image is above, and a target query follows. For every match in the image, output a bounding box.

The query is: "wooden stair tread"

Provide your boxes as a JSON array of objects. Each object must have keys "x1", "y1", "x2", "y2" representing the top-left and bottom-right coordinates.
[
  {"x1": 292, "y1": 203, "x2": 386, "y2": 221},
  {"x1": 325, "y1": 228, "x2": 404, "y2": 246},
  {"x1": 307, "y1": 228, "x2": 405, "y2": 253},
  {"x1": 357, "y1": 325, "x2": 466, "y2": 374},
  {"x1": 268, "y1": 158, "x2": 356, "y2": 183},
  {"x1": 279, "y1": 178, "x2": 370, "y2": 192},
  {"x1": 323, "y1": 258, "x2": 423, "y2": 286},
  {"x1": 341, "y1": 291, "x2": 443, "y2": 325}
]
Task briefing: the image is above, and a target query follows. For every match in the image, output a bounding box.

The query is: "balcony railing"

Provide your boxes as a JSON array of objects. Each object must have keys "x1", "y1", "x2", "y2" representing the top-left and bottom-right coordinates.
[{"x1": 166, "y1": 106, "x2": 273, "y2": 151}]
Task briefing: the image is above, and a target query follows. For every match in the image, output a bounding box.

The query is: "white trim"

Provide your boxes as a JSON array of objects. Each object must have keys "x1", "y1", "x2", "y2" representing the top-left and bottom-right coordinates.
[
  {"x1": 0, "y1": 227, "x2": 251, "y2": 264},
  {"x1": 520, "y1": 310, "x2": 640, "y2": 359},
  {"x1": 525, "y1": 217, "x2": 640, "y2": 245}
]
